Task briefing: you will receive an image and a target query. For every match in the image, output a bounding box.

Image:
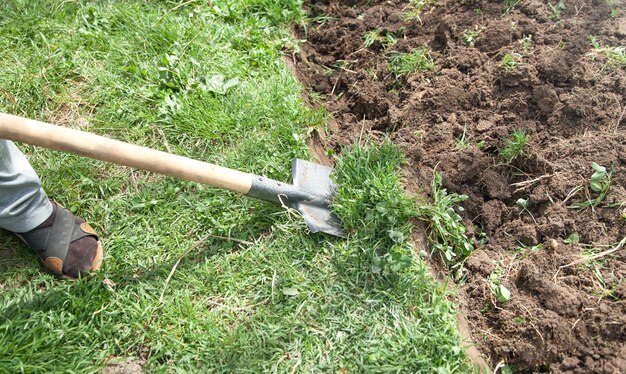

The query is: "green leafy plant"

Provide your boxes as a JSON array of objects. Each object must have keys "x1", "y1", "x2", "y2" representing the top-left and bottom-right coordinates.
[
  {"x1": 462, "y1": 28, "x2": 479, "y2": 47},
  {"x1": 388, "y1": 48, "x2": 435, "y2": 77},
  {"x1": 588, "y1": 35, "x2": 626, "y2": 69},
  {"x1": 331, "y1": 141, "x2": 416, "y2": 276},
  {"x1": 363, "y1": 29, "x2": 397, "y2": 49},
  {"x1": 404, "y1": 0, "x2": 438, "y2": 23},
  {"x1": 569, "y1": 162, "x2": 613, "y2": 209},
  {"x1": 498, "y1": 130, "x2": 528, "y2": 163},
  {"x1": 548, "y1": 0, "x2": 566, "y2": 21},
  {"x1": 564, "y1": 233, "x2": 580, "y2": 244},
  {"x1": 415, "y1": 171, "x2": 474, "y2": 267},
  {"x1": 488, "y1": 266, "x2": 512, "y2": 303},
  {"x1": 499, "y1": 52, "x2": 522, "y2": 70},
  {"x1": 503, "y1": 0, "x2": 522, "y2": 14},
  {"x1": 606, "y1": 0, "x2": 622, "y2": 18},
  {"x1": 519, "y1": 34, "x2": 533, "y2": 52}
]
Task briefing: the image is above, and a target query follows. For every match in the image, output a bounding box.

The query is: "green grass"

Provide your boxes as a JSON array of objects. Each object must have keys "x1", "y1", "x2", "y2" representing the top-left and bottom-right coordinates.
[
  {"x1": 404, "y1": 0, "x2": 438, "y2": 23},
  {"x1": 388, "y1": 48, "x2": 435, "y2": 77},
  {"x1": 499, "y1": 52, "x2": 522, "y2": 70},
  {"x1": 589, "y1": 35, "x2": 626, "y2": 69},
  {"x1": 416, "y1": 172, "x2": 474, "y2": 272},
  {"x1": 0, "y1": 1, "x2": 471, "y2": 372},
  {"x1": 498, "y1": 130, "x2": 528, "y2": 163}
]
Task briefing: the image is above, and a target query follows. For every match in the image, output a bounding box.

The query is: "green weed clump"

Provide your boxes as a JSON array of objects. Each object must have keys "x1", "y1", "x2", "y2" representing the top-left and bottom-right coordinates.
[
  {"x1": 499, "y1": 52, "x2": 522, "y2": 70},
  {"x1": 404, "y1": 0, "x2": 438, "y2": 23},
  {"x1": 498, "y1": 130, "x2": 528, "y2": 163},
  {"x1": 569, "y1": 162, "x2": 613, "y2": 209},
  {"x1": 548, "y1": 0, "x2": 566, "y2": 21},
  {"x1": 332, "y1": 142, "x2": 474, "y2": 274},
  {"x1": 503, "y1": 0, "x2": 522, "y2": 14},
  {"x1": 362, "y1": 29, "x2": 397, "y2": 50},
  {"x1": 388, "y1": 48, "x2": 435, "y2": 77},
  {"x1": 589, "y1": 35, "x2": 626, "y2": 69},
  {"x1": 416, "y1": 171, "x2": 474, "y2": 268},
  {"x1": 331, "y1": 141, "x2": 415, "y2": 276}
]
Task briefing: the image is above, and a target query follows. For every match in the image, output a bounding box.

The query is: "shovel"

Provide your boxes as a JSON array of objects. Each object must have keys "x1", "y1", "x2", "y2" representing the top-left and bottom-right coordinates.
[{"x1": 0, "y1": 112, "x2": 345, "y2": 237}]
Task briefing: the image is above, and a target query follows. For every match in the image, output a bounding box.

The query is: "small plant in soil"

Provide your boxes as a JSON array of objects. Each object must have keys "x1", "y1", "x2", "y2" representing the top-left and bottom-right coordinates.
[
  {"x1": 363, "y1": 29, "x2": 397, "y2": 50},
  {"x1": 498, "y1": 130, "x2": 528, "y2": 163},
  {"x1": 519, "y1": 34, "x2": 533, "y2": 53},
  {"x1": 415, "y1": 171, "x2": 474, "y2": 269},
  {"x1": 462, "y1": 28, "x2": 480, "y2": 47},
  {"x1": 569, "y1": 162, "x2": 613, "y2": 210},
  {"x1": 548, "y1": 0, "x2": 566, "y2": 21},
  {"x1": 499, "y1": 52, "x2": 522, "y2": 70},
  {"x1": 588, "y1": 35, "x2": 626, "y2": 69},
  {"x1": 515, "y1": 198, "x2": 537, "y2": 223},
  {"x1": 606, "y1": 0, "x2": 622, "y2": 18},
  {"x1": 564, "y1": 233, "x2": 580, "y2": 244},
  {"x1": 487, "y1": 266, "x2": 511, "y2": 303},
  {"x1": 388, "y1": 48, "x2": 435, "y2": 77},
  {"x1": 404, "y1": 0, "x2": 437, "y2": 23},
  {"x1": 513, "y1": 243, "x2": 542, "y2": 261},
  {"x1": 455, "y1": 124, "x2": 471, "y2": 150},
  {"x1": 503, "y1": 0, "x2": 522, "y2": 15}
]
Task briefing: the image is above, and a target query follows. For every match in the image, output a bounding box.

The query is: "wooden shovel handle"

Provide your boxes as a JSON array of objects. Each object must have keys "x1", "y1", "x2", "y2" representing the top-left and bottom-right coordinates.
[{"x1": 0, "y1": 112, "x2": 253, "y2": 194}]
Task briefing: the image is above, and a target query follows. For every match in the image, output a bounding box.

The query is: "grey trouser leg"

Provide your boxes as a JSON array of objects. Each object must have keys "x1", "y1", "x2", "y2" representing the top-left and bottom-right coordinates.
[{"x1": 0, "y1": 140, "x2": 53, "y2": 233}]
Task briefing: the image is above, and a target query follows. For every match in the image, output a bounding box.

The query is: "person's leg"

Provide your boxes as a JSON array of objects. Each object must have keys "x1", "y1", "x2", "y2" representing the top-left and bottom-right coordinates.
[
  {"x1": 0, "y1": 139, "x2": 53, "y2": 232},
  {"x1": 0, "y1": 140, "x2": 103, "y2": 278}
]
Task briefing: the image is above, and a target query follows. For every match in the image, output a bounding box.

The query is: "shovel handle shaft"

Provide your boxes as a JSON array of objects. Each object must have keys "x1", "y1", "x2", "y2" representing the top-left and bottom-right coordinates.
[{"x1": 0, "y1": 112, "x2": 253, "y2": 194}]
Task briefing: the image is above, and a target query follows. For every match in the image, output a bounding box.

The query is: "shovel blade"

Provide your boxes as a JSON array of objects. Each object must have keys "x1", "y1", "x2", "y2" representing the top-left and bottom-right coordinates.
[{"x1": 292, "y1": 159, "x2": 346, "y2": 237}]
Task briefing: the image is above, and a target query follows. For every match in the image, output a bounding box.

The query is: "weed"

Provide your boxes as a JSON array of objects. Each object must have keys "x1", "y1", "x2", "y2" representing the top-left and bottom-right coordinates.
[
  {"x1": 499, "y1": 52, "x2": 523, "y2": 70},
  {"x1": 503, "y1": 0, "x2": 522, "y2": 15},
  {"x1": 388, "y1": 48, "x2": 435, "y2": 77},
  {"x1": 569, "y1": 162, "x2": 613, "y2": 209},
  {"x1": 487, "y1": 266, "x2": 511, "y2": 303},
  {"x1": 363, "y1": 29, "x2": 397, "y2": 50},
  {"x1": 415, "y1": 171, "x2": 474, "y2": 268},
  {"x1": 564, "y1": 233, "x2": 580, "y2": 244},
  {"x1": 515, "y1": 198, "x2": 536, "y2": 223},
  {"x1": 548, "y1": 0, "x2": 566, "y2": 21},
  {"x1": 455, "y1": 124, "x2": 471, "y2": 149},
  {"x1": 513, "y1": 243, "x2": 542, "y2": 261},
  {"x1": 588, "y1": 35, "x2": 626, "y2": 69},
  {"x1": 498, "y1": 130, "x2": 528, "y2": 163},
  {"x1": 519, "y1": 34, "x2": 533, "y2": 53},
  {"x1": 462, "y1": 28, "x2": 480, "y2": 47},
  {"x1": 404, "y1": 0, "x2": 438, "y2": 23},
  {"x1": 606, "y1": 0, "x2": 623, "y2": 18},
  {"x1": 331, "y1": 141, "x2": 415, "y2": 276}
]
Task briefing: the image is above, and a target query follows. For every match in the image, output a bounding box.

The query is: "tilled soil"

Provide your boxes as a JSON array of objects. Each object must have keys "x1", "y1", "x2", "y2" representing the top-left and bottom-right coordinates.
[{"x1": 292, "y1": 0, "x2": 626, "y2": 372}]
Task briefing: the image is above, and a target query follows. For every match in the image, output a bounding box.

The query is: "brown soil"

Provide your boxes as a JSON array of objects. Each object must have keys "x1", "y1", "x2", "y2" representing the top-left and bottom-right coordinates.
[{"x1": 292, "y1": 1, "x2": 626, "y2": 372}]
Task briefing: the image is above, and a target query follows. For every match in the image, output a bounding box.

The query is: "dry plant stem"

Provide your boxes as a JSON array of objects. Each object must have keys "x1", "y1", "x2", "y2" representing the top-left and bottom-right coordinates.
[
  {"x1": 615, "y1": 106, "x2": 625, "y2": 131},
  {"x1": 566, "y1": 235, "x2": 626, "y2": 266},
  {"x1": 206, "y1": 298, "x2": 265, "y2": 311},
  {"x1": 159, "y1": 235, "x2": 208, "y2": 303},
  {"x1": 511, "y1": 174, "x2": 552, "y2": 193},
  {"x1": 158, "y1": 234, "x2": 254, "y2": 303},
  {"x1": 554, "y1": 236, "x2": 626, "y2": 281}
]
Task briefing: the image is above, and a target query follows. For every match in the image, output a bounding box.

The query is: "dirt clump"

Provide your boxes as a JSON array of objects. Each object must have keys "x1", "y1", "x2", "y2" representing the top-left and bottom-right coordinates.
[{"x1": 293, "y1": 0, "x2": 626, "y2": 372}]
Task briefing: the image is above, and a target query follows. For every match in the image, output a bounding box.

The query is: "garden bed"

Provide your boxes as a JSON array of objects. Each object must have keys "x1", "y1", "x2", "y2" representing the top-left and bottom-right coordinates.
[{"x1": 293, "y1": 0, "x2": 626, "y2": 372}]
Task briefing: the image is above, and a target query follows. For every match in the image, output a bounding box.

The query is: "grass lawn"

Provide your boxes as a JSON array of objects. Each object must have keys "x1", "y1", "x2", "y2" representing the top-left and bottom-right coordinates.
[{"x1": 0, "y1": 1, "x2": 471, "y2": 372}]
